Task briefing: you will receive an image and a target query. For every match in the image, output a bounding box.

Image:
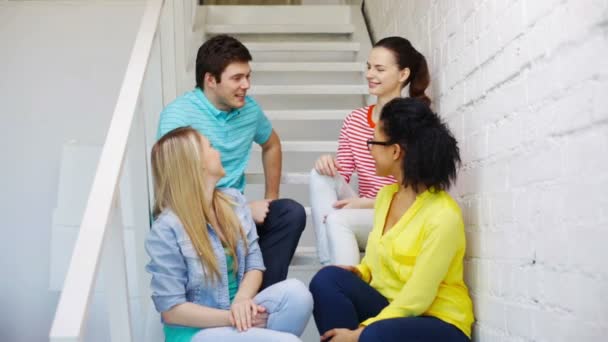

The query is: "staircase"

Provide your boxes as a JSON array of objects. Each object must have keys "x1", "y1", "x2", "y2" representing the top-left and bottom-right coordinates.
[
  {"x1": 187, "y1": 2, "x2": 371, "y2": 252},
  {"x1": 181, "y1": 3, "x2": 373, "y2": 340}
]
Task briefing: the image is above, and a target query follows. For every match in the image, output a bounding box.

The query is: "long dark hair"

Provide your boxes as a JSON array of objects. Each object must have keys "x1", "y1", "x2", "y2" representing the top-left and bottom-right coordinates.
[
  {"x1": 374, "y1": 37, "x2": 431, "y2": 106},
  {"x1": 379, "y1": 98, "x2": 460, "y2": 192}
]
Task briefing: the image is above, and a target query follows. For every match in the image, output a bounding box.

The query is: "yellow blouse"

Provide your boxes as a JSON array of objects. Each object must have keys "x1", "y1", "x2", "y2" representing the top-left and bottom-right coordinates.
[{"x1": 355, "y1": 184, "x2": 474, "y2": 338}]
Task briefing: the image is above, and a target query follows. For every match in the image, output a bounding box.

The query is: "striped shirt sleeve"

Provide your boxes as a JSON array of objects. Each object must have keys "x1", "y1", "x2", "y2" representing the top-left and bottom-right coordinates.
[{"x1": 336, "y1": 112, "x2": 356, "y2": 183}]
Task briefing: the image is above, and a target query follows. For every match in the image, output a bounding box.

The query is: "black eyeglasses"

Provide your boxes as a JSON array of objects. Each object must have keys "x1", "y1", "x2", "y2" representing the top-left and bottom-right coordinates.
[{"x1": 366, "y1": 139, "x2": 393, "y2": 151}]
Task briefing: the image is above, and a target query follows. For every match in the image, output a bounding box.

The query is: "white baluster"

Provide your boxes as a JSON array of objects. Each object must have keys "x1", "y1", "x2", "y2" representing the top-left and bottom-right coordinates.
[{"x1": 102, "y1": 194, "x2": 133, "y2": 342}]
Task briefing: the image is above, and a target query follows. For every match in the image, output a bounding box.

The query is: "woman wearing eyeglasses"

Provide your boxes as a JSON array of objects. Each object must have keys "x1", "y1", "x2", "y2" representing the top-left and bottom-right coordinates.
[
  {"x1": 310, "y1": 36, "x2": 431, "y2": 266},
  {"x1": 310, "y1": 98, "x2": 474, "y2": 342}
]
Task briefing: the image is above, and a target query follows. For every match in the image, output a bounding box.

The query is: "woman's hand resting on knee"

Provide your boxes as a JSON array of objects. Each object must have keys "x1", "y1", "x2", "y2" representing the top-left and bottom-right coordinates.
[
  {"x1": 321, "y1": 326, "x2": 364, "y2": 342},
  {"x1": 315, "y1": 154, "x2": 341, "y2": 177},
  {"x1": 230, "y1": 297, "x2": 267, "y2": 331}
]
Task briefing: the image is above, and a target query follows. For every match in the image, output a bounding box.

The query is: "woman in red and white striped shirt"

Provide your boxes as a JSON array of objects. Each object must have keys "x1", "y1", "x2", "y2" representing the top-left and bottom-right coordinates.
[{"x1": 310, "y1": 37, "x2": 432, "y2": 265}]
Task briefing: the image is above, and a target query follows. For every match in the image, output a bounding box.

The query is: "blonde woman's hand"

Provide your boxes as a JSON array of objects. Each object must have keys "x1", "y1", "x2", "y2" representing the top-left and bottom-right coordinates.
[
  {"x1": 314, "y1": 154, "x2": 341, "y2": 177},
  {"x1": 229, "y1": 297, "x2": 259, "y2": 332},
  {"x1": 251, "y1": 306, "x2": 268, "y2": 328}
]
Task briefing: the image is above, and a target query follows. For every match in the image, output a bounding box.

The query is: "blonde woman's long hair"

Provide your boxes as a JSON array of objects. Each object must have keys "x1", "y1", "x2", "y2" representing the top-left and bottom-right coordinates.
[{"x1": 151, "y1": 127, "x2": 247, "y2": 283}]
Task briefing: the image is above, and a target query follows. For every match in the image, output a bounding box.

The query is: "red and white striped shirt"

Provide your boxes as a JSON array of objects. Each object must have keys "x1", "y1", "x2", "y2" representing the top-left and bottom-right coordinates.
[{"x1": 336, "y1": 105, "x2": 396, "y2": 198}]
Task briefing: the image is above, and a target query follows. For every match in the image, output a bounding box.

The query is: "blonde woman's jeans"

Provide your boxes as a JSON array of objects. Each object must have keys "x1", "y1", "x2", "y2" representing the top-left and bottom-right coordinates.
[{"x1": 191, "y1": 279, "x2": 313, "y2": 342}]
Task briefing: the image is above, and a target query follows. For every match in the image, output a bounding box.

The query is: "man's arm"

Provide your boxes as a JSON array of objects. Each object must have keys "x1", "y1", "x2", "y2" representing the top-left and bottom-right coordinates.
[{"x1": 260, "y1": 129, "x2": 281, "y2": 200}]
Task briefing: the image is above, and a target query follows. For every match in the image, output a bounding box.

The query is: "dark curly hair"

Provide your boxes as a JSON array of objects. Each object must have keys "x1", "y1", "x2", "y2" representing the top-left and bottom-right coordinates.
[
  {"x1": 379, "y1": 98, "x2": 460, "y2": 192},
  {"x1": 195, "y1": 34, "x2": 252, "y2": 89},
  {"x1": 374, "y1": 36, "x2": 431, "y2": 106}
]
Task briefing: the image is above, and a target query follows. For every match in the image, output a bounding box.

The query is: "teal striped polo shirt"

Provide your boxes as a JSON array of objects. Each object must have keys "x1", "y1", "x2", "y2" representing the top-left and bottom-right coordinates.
[{"x1": 156, "y1": 88, "x2": 272, "y2": 192}]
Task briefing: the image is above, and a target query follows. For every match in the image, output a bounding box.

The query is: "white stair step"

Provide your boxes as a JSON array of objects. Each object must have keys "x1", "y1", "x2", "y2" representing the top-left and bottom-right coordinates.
[
  {"x1": 202, "y1": 5, "x2": 351, "y2": 27},
  {"x1": 246, "y1": 172, "x2": 309, "y2": 185},
  {"x1": 290, "y1": 246, "x2": 320, "y2": 268},
  {"x1": 265, "y1": 110, "x2": 349, "y2": 120},
  {"x1": 206, "y1": 24, "x2": 355, "y2": 35},
  {"x1": 251, "y1": 62, "x2": 364, "y2": 72},
  {"x1": 249, "y1": 85, "x2": 368, "y2": 95},
  {"x1": 245, "y1": 42, "x2": 360, "y2": 52},
  {"x1": 252, "y1": 140, "x2": 337, "y2": 152}
]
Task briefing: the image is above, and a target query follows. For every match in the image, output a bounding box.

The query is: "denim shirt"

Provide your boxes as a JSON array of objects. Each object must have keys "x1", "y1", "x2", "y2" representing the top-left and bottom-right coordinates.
[{"x1": 145, "y1": 188, "x2": 266, "y2": 317}]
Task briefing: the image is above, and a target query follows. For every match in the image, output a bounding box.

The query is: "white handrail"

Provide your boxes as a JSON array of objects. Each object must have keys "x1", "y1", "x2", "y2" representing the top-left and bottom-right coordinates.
[{"x1": 49, "y1": 0, "x2": 164, "y2": 340}]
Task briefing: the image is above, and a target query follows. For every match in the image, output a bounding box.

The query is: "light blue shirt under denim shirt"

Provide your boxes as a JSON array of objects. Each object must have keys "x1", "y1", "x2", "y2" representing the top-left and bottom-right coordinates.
[{"x1": 145, "y1": 188, "x2": 266, "y2": 321}]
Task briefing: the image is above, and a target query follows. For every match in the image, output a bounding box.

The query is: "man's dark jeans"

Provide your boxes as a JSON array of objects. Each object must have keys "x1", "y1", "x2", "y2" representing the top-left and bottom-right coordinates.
[{"x1": 256, "y1": 198, "x2": 306, "y2": 290}]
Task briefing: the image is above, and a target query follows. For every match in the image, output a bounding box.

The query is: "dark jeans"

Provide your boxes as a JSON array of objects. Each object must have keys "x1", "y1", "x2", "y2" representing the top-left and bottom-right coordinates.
[
  {"x1": 309, "y1": 266, "x2": 470, "y2": 342},
  {"x1": 256, "y1": 198, "x2": 306, "y2": 290}
]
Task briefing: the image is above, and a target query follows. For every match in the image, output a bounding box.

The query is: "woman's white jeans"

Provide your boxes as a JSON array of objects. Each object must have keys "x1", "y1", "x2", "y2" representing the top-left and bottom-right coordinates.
[
  {"x1": 191, "y1": 279, "x2": 313, "y2": 341},
  {"x1": 309, "y1": 169, "x2": 374, "y2": 265}
]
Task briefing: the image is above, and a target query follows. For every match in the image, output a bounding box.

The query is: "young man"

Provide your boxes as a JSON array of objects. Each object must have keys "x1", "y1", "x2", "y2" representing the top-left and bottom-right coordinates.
[{"x1": 156, "y1": 35, "x2": 306, "y2": 289}]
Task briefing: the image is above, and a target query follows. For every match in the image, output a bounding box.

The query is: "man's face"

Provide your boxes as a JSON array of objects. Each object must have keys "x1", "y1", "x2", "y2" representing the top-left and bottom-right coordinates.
[{"x1": 207, "y1": 61, "x2": 251, "y2": 111}]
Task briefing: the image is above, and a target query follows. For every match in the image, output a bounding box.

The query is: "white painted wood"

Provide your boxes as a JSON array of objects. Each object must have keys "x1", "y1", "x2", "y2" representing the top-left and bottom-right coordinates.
[
  {"x1": 102, "y1": 195, "x2": 133, "y2": 342},
  {"x1": 202, "y1": 5, "x2": 350, "y2": 26},
  {"x1": 251, "y1": 62, "x2": 364, "y2": 72},
  {"x1": 265, "y1": 110, "x2": 348, "y2": 120},
  {"x1": 205, "y1": 24, "x2": 355, "y2": 34},
  {"x1": 349, "y1": 2, "x2": 373, "y2": 63},
  {"x1": 49, "y1": 0, "x2": 164, "y2": 340},
  {"x1": 249, "y1": 84, "x2": 367, "y2": 95},
  {"x1": 245, "y1": 42, "x2": 360, "y2": 52},
  {"x1": 159, "y1": 0, "x2": 177, "y2": 105},
  {"x1": 129, "y1": 102, "x2": 154, "y2": 320},
  {"x1": 252, "y1": 140, "x2": 337, "y2": 152},
  {"x1": 246, "y1": 172, "x2": 309, "y2": 184},
  {"x1": 172, "y1": 0, "x2": 188, "y2": 97}
]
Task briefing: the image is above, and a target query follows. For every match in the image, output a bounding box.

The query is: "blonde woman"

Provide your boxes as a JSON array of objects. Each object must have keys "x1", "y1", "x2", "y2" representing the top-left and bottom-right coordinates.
[{"x1": 145, "y1": 127, "x2": 312, "y2": 342}]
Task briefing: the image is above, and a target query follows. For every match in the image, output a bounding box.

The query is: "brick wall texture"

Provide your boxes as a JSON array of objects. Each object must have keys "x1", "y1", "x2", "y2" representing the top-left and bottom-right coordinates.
[{"x1": 365, "y1": 1, "x2": 608, "y2": 341}]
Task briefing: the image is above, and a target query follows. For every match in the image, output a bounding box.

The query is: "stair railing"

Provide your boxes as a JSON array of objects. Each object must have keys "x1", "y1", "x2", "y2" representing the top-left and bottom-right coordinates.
[{"x1": 47, "y1": 0, "x2": 185, "y2": 340}]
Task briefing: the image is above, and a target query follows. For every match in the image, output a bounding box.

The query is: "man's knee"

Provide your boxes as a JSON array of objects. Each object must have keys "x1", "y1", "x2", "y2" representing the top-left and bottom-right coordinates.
[
  {"x1": 270, "y1": 198, "x2": 306, "y2": 231},
  {"x1": 309, "y1": 266, "x2": 345, "y2": 295}
]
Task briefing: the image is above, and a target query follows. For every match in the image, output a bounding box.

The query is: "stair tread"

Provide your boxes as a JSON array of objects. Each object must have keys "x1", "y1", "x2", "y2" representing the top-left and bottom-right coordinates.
[
  {"x1": 249, "y1": 84, "x2": 368, "y2": 95},
  {"x1": 252, "y1": 140, "x2": 337, "y2": 152},
  {"x1": 265, "y1": 109, "x2": 350, "y2": 120},
  {"x1": 251, "y1": 62, "x2": 364, "y2": 72},
  {"x1": 289, "y1": 246, "x2": 321, "y2": 268},
  {"x1": 206, "y1": 24, "x2": 355, "y2": 34},
  {"x1": 246, "y1": 171, "x2": 309, "y2": 185},
  {"x1": 244, "y1": 42, "x2": 360, "y2": 51}
]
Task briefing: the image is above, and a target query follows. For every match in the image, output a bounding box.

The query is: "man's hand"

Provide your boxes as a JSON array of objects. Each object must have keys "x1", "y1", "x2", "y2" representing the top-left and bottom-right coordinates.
[
  {"x1": 321, "y1": 327, "x2": 364, "y2": 342},
  {"x1": 314, "y1": 154, "x2": 341, "y2": 177},
  {"x1": 333, "y1": 197, "x2": 373, "y2": 209},
  {"x1": 248, "y1": 200, "x2": 271, "y2": 224}
]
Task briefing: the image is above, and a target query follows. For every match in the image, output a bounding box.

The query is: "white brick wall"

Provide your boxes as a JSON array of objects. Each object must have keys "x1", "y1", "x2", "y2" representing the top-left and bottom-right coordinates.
[{"x1": 365, "y1": 1, "x2": 608, "y2": 341}]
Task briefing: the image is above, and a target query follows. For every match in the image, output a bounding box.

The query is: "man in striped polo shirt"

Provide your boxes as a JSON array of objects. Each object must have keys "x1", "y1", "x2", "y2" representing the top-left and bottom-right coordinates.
[{"x1": 156, "y1": 35, "x2": 305, "y2": 290}]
